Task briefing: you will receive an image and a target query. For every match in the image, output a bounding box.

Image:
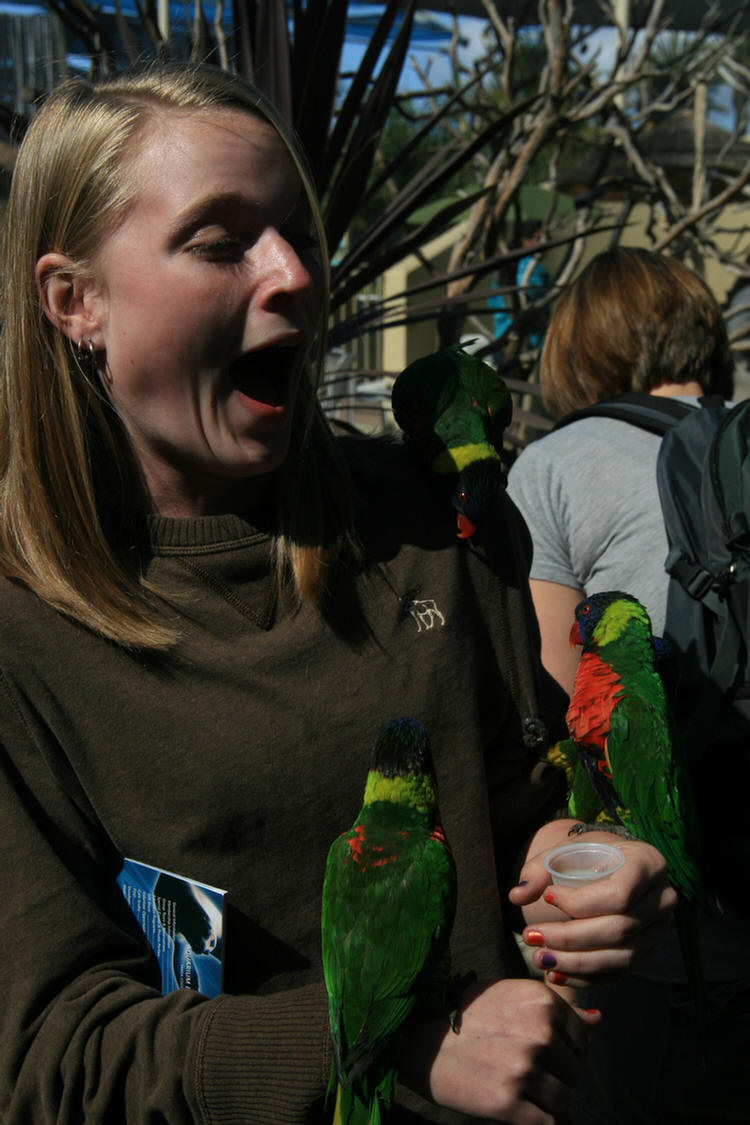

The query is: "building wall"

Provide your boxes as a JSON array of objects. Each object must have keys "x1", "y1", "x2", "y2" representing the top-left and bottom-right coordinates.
[{"x1": 378, "y1": 199, "x2": 750, "y2": 400}]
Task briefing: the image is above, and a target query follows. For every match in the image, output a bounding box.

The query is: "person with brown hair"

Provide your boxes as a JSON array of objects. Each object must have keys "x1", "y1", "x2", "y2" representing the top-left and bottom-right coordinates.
[
  {"x1": 540, "y1": 246, "x2": 733, "y2": 419},
  {"x1": 508, "y1": 246, "x2": 748, "y2": 1124},
  {"x1": 0, "y1": 72, "x2": 676, "y2": 1124},
  {"x1": 508, "y1": 245, "x2": 734, "y2": 696}
]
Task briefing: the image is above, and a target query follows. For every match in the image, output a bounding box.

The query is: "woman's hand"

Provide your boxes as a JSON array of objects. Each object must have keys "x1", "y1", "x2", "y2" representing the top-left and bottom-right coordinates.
[
  {"x1": 400, "y1": 977, "x2": 601, "y2": 1124},
  {"x1": 509, "y1": 821, "x2": 677, "y2": 989}
]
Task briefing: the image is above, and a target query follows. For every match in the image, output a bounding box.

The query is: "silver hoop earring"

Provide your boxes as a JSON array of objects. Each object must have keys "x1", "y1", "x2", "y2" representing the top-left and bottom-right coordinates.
[
  {"x1": 76, "y1": 337, "x2": 95, "y2": 360},
  {"x1": 75, "y1": 337, "x2": 98, "y2": 377}
]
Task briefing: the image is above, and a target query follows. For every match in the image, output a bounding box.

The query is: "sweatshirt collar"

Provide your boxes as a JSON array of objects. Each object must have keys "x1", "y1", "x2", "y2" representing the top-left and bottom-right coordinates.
[{"x1": 145, "y1": 512, "x2": 274, "y2": 554}]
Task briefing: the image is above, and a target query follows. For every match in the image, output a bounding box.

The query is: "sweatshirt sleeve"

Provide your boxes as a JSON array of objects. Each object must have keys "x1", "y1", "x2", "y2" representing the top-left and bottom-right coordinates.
[{"x1": 0, "y1": 686, "x2": 331, "y2": 1125}]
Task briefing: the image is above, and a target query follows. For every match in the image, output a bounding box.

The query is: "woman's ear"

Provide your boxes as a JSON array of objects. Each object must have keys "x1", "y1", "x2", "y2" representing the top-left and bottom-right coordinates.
[{"x1": 35, "y1": 253, "x2": 103, "y2": 347}]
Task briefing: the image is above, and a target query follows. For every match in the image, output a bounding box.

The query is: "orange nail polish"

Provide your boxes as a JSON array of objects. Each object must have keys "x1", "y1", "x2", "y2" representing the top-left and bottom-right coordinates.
[
  {"x1": 525, "y1": 929, "x2": 545, "y2": 947},
  {"x1": 548, "y1": 970, "x2": 568, "y2": 985},
  {"x1": 544, "y1": 890, "x2": 556, "y2": 905}
]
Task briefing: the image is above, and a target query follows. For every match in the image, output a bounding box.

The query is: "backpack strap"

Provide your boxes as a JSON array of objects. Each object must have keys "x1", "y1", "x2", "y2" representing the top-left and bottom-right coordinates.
[
  {"x1": 660, "y1": 397, "x2": 740, "y2": 617},
  {"x1": 554, "y1": 391, "x2": 696, "y2": 436},
  {"x1": 663, "y1": 544, "x2": 730, "y2": 610}
]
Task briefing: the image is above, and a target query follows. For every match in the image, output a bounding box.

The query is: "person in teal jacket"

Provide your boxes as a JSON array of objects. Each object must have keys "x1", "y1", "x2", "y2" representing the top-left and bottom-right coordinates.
[{"x1": 489, "y1": 222, "x2": 551, "y2": 353}]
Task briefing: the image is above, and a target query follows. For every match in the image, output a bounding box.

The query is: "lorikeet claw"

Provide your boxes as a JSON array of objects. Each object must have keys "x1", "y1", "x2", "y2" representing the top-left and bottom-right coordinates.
[
  {"x1": 568, "y1": 821, "x2": 637, "y2": 839},
  {"x1": 447, "y1": 969, "x2": 478, "y2": 1033}
]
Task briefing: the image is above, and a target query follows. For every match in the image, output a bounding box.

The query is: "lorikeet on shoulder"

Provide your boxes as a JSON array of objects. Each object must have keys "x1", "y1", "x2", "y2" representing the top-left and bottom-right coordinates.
[
  {"x1": 565, "y1": 590, "x2": 709, "y2": 1029},
  {"x1": 321, "y1": 718, "x2": 457, "y2": 1125},
  {"x1": 391, "y1": 344, "x2": 512, "y2": 539}
]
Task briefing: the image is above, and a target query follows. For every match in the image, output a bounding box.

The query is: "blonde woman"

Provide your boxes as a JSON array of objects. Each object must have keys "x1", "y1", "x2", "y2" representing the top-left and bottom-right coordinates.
[{"x1": 0, "y1": 68, "x2": 674, "y2": 1124}]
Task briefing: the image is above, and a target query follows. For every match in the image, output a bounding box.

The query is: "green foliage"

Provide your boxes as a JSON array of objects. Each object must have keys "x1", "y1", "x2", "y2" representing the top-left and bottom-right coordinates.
[{"x1": 350, "y1": 104, "x2": 479, "y2": 241}]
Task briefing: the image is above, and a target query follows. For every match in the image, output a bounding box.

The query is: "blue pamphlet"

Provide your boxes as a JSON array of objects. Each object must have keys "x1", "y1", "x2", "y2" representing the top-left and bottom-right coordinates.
[{"x1": 117, "y1": 857, "x2": 226, "y2": 997}]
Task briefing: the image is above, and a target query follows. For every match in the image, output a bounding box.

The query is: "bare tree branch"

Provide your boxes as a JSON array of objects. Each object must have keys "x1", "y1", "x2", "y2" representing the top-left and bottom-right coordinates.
[{"x1": 654, "y1": 161, "x2": 750, "y2": 252}]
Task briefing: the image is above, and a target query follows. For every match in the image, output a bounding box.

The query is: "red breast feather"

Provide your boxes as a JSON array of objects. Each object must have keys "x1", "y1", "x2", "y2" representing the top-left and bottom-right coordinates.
[{"x1": 566, "y1": 651, "x2": 624, "y2": 750}]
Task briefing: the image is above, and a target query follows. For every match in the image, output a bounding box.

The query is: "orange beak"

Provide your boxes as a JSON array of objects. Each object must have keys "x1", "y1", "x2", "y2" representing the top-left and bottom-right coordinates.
[
  {"x1": 456, "y1": 512, "x2": 477, "y2": 539},
  {"x1": 569, "y1": 621, "x2": 582, "y2": 647}
]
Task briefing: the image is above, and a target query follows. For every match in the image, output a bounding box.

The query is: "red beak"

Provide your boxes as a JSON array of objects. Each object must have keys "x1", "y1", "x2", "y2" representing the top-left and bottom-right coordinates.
[
  {"x1": 456, "y1": 512, "x2": 477, "y2": 539},
  {"x1": 569, "y1": 621, "x2": 582, "y2": 647}
]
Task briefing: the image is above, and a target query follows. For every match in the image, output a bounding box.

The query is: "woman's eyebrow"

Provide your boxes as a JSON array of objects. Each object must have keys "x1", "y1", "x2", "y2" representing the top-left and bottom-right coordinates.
[{"x1": 165, "y1": 191, "x2": 258, "y2": 247}]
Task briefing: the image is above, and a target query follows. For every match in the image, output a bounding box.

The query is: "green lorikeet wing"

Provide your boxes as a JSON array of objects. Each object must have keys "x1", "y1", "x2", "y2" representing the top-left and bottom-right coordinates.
[
  {"x1": 322, "y1": 810, "x2": 455, "y2": 1083},
  {"x1": 391, "y1": 343, "x2": 511, "y2": 472},
  {"x1": 432, "y1": 347, "x2": 512, "y2": 460},
  {"x1": 606, "y1": 692, "x2": 709, "y2": 1041},
  {"x1": 607, "y1": 696, "x2": 705, "y2": 907}
]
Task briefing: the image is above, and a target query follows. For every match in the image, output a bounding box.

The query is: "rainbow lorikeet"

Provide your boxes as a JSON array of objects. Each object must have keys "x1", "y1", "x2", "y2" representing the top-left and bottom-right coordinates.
[
  {"x1": 545, "y1": 625, "x2": 679, "y2": 824},
  {"x1": 390, "y1": 344, "x2": 512, "y2": 538},
  {"x1": 565, "y1": 591, "x2": 709, "y2": 1024},
  {"x1": 321, "y1": 718, "x2": 457, "y2": 1125}
]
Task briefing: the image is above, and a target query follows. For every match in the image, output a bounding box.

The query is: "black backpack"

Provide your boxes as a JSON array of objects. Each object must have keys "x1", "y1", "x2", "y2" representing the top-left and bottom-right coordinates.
[{"x1": 556, "y1": 391, "x2": 750, "y2": 899}]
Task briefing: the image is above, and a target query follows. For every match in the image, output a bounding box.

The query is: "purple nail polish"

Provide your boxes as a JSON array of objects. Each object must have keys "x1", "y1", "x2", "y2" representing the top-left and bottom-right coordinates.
[
  {"x1": 516, "y1": 879, "x2": 529, "y2": 887},
  {"x1": 541, "y1": 952, "x2": 557, "y2": 968}
]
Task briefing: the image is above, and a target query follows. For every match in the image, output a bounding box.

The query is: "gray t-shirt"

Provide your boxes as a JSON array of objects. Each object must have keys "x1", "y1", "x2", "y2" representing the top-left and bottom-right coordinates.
[{"x1": 507, "y1": 411, "x2": 683, "y2": 634}]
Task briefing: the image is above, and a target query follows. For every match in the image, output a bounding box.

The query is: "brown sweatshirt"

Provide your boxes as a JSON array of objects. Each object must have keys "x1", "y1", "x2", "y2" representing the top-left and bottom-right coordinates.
[{"x1": 0, "y1": 436, "x2": 566, "y2": 1124}]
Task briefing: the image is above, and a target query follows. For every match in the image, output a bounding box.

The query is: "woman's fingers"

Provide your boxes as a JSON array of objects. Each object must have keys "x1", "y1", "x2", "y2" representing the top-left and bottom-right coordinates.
[
  {"x1": 523, "y1": 912, "x2": 676, "y2": 987},
  {"x1": 514, "y1": 835, "x2": 678, "y2": 986},
  {"x1": 400, "y1": 978, "x2": 600, "y2": 1123}
]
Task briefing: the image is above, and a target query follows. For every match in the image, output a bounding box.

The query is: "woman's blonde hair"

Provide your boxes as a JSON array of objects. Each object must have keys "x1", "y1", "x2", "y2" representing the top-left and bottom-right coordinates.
[
  {"x1": 541, "y1": 246, "x2": 734, "y2": 417},
  {"x1": 0, "y1": 63, "x2": 352, "y2": 650}
]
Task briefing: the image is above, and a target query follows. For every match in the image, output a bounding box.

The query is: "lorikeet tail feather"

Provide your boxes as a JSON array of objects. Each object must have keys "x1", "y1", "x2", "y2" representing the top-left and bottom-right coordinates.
[
  {"x1": 674, "y1": 898, "x2": 708, "y2": 1047},
  {"x1": 333, "y1": 1081, "x2": 386, "y2": 1125}
]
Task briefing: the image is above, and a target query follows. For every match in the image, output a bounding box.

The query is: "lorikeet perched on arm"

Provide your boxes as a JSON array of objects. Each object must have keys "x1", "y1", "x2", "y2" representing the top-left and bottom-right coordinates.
[
  {"x1": 390, "y1": 344, "x2": 512, "y2": 539},
  {"x1": 564, "y1": 591, "x2": 709, "y2": 1026},
  {"x1": 545, "y1": 627, "x2": 680, "y2": 826},
  {"x1": 321, "y1": 718, "x2": 457, "y2": 1125}
]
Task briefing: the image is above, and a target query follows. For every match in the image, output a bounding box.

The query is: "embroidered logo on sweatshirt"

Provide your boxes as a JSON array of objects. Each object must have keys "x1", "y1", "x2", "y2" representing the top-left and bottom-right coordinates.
[{"x1": 408, "y1": 598, "x2": 446, "y2": 632}]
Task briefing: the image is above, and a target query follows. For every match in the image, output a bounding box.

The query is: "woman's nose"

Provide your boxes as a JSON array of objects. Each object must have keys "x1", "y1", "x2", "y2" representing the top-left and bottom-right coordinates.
[{"x1": 253, "y1": 228, "x2": 315, "y2": 308}]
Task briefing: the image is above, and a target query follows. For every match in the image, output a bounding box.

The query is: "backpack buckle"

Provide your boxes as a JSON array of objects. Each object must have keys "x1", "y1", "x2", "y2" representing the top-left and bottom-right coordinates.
[{"x1": 665, "y1": 547, "x2": 717, "y2": 600}]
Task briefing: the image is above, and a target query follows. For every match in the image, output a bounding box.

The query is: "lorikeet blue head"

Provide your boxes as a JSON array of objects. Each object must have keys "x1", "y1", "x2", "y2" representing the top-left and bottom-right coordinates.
[
  {"x1": 570, "y1": 590, "x2": 647, "y2": 648},
  {"x1": 452, "y1": 457, "x2": 507, "y2": 538},
  {"x1": 371, "y1": 717, "x2": 435, "y2": 778}
]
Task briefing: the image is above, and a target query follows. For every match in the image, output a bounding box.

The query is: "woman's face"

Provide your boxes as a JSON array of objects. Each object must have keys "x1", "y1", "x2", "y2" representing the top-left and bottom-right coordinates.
[{"x1": 86, "y1": 107, "x2": 320, "y2": 516}]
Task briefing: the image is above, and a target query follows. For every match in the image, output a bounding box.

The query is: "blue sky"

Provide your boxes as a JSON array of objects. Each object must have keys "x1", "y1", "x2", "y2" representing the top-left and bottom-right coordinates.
[
  {"x1": 378, "y1": 16, "x2": 738, "y2": 129},
  {"x1": 341, "y1": 13, "x2": 619, "y2": 94}
]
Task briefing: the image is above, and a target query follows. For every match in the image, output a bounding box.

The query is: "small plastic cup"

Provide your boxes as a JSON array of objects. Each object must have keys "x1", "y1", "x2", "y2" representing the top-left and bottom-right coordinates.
[{"x1": 543, "y1": 841, "x2": 625, "y2": 887}]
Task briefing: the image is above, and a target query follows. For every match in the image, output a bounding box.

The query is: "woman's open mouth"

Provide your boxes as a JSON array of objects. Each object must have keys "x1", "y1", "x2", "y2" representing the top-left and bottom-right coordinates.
[{"x1": 229, "y1": 344, "x2": 301, "y2": 417}]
